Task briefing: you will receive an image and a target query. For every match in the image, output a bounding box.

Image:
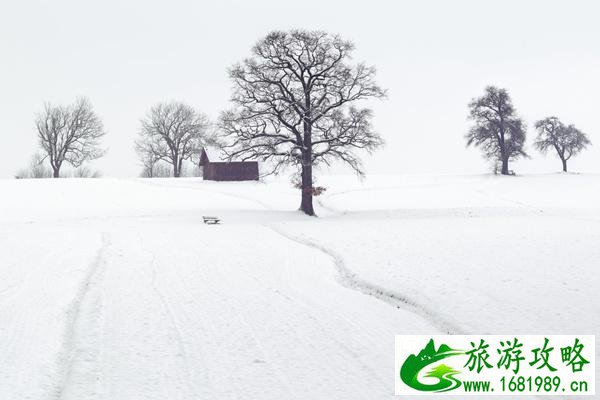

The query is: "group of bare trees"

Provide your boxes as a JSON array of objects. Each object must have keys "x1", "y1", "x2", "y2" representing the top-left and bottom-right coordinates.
[
  {"x1": 466, "y1": 86, "x2": 591, "y2": 174},
  {"x1": 133, "y1": 30, "x2": 386, "y2": 215},
  {"x1": 21, "y1": 29, "x2": 593, "y2": 215}
]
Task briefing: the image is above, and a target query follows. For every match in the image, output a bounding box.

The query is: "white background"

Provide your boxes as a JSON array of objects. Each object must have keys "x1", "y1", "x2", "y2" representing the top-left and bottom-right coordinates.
[{"x1": 1, "y1": 0, "x2": 599, "y2": 178}]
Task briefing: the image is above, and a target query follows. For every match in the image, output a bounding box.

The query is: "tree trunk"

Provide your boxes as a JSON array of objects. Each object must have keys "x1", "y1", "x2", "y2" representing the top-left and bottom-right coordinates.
[
  {"x1": 561, "y1": 158, "x2": 568, "y2": 173},
  {"x1": 300, "y1": 93, "x2": 315, "y2": 216},
  {"x1": 300, "y1": 162, "x2": 315, "y2": 216},
  {"x1": 499, "y1": 126, "x2": 509, "y2": 176},
  {"x1": 52, "y1": 166, "x2": 60, "y2": 178},
  {"x1": 500, "y1": 157, "x2": 509, "y2": 175},
  {"x1": 173, "y1": 157, "x2": 180, "y2": 177}
]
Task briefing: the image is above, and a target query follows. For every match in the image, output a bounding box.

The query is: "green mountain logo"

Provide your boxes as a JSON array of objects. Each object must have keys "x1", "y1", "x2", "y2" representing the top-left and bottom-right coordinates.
[{"x1": 400, "y1": 339, "x2": 464, "y2": 392}]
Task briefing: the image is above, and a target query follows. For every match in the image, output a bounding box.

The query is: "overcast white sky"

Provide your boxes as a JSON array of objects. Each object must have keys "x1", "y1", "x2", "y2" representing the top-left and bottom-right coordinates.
[{"x1": 1, "y1": 0, "x2": 598, "y2": 178}]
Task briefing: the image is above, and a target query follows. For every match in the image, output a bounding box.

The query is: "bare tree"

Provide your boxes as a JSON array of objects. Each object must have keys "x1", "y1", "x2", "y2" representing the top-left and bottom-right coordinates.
[
  {"x1": 135, "y1": 139, "x2": 163, "y2": 178},
  {"x1": 136, "y1": 151, "x2": 173, "y2": 178},
  {"x1": 137, "y1": 160, "x2": 173, "y2": 178},
  {"x1": 219, "y1": 30, "x2": 386, "y2": 216},
  {"x1": 153, "y1": 163, "x2": 173, "y2": 178},
  {"x1": 466, "y1": 86, "x2": 527, "y2": 175},
  {"x1": 72, "y1": 166, "x2": 102, "y2": 178},
  {"x1": 137, "y1": 102, "x2": 211, "y2": 177},
  {"x1": 534, "y1": 117, "x2": 591, "y2": 172},
  {"x1": 36, "y1": 97, "x2": 106, "y2": 178},
  {"x1": 15, "y1": 153, "x2": 53, "y2": 179}
]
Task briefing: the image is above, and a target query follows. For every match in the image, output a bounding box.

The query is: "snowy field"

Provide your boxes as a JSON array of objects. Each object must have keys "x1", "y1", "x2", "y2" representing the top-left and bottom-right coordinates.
[{"x1": 0, "y1": 173, "x2": 598, "y2": 399}]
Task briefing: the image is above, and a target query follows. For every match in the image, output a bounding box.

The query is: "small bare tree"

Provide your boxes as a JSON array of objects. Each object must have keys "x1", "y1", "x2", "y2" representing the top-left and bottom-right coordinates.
[
  {"x1": 219, "y1": 30, "x2": 386, "y2": 215},
  {"x1": 154, "y1": 163, "x2": 173, "y2": 178},
  {"x1": 36, "y1": 97, "x2": 106, "y2": 178},
  {"x1": 72, "y1": 166, "x2": 102, "y2": 178},
  {"x1": 466, "y1": 86, "x2": 527, "y2": 175},
  {"x1": 135, "y1": 139, "x2": 163, "y2": 178},
  {"x1": 15, "y1": 153, "x2": 53, "y2": 179},
  {"x1": 534, "y1": 117, "x2": 591, "y2": 172},
  {"x1": 137, "y1": 102, "x2": 211, "y2": 178}
]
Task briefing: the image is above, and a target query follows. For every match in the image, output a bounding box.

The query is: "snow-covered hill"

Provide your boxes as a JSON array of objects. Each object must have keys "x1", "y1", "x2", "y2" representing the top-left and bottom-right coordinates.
[{"x1": 0, "y1": 174, "x2": 598, "y2": 399}]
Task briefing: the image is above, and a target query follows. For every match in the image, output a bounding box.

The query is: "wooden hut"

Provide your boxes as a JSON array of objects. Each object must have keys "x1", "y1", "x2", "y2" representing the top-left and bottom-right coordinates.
[{"x1": 198, "y1": 147, "x2": 259, "y2": 181}]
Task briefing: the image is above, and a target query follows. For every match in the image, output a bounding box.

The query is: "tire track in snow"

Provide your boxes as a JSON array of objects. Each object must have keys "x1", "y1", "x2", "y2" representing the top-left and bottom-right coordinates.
[
  {"x1": 141, "y1": 179, "x2": 463, "y2": 334},
  {"x1": 320, "y1": 183, "x2": 587, "y2": 400},
  {"x1": 145, "y1": 180, "x2": 463, "y2": 334},
  {"x1": 267, "y1": 225, "x2": 463, "y2": 335},
  {"x1": 148, "y1": 252, "x2": 196, "y2": 398},
  {"x1": 53, "y1": 232, "x2": 109, "y2": 400}
]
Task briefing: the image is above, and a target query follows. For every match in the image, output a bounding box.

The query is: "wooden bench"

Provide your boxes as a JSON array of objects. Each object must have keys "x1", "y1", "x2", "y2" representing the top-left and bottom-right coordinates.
[{"x1": 203, "y1": 216, "x2": 221, "y2": 224}]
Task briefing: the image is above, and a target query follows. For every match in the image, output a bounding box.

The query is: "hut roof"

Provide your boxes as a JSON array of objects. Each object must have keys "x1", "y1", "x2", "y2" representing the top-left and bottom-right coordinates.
[
  {"x1": 200, "y1": 146, "x2": 258, "y2": 164},
  {"x1": 200, "y1": 146, "x2": 222, "y2": 163}
]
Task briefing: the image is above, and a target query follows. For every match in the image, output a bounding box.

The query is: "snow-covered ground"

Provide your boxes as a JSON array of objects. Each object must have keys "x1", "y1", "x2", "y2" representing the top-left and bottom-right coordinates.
[{"x1": 0, "y1": 173, "x2": 598, "y2": 399}]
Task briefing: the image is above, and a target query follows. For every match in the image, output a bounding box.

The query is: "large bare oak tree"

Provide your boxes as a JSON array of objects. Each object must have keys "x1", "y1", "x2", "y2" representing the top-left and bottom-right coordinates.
[
  {"x1": 219, "y1": 30, "x2": 386, "y2": 215},
  {"x1": 466, "y1": 86, "x2": 527, "y2": 175},
  {"x1": 136, "y1": 101, "x2": 212, "y2": 177},
  {"x1": 36, "y1": 97, "x2": 106, "y2": 178},
  {"x1": 534, "y1": 117, "x2": 591, "y2": 172}
]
